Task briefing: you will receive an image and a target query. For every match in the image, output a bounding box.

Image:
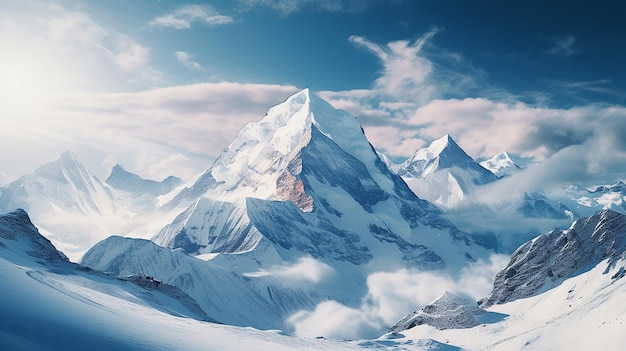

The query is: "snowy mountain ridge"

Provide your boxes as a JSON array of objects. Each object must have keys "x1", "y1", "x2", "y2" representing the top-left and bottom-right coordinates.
[
  {"x1": 480, "y1": 209, "x2": 626, "y2": 307},
  {"x1": 106, "y1": 164, "x2": 182, "y2": 197}
]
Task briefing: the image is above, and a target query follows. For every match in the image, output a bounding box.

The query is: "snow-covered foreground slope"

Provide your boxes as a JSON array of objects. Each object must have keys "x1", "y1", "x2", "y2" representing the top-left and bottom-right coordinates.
[
  {"x1": 0, "y1": 209, "x2": 373, "y2": 351},
  {"x1": 391, "y1": 257, "x2": 626, "y2": 351},
  {"x1": 384, "y1": 210, "x2": 626, "y2": 350}
]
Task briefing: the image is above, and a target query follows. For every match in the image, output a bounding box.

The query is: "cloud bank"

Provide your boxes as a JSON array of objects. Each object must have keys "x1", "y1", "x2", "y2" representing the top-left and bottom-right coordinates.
[{"x1": 287, "y1": 254, "x2": 509, "y2": 339}]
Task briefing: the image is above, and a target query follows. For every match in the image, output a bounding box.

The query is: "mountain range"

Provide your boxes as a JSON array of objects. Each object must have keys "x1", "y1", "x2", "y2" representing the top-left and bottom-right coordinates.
[{"x1": 1, "y1": 89, "x2": 625, "y2": 350}]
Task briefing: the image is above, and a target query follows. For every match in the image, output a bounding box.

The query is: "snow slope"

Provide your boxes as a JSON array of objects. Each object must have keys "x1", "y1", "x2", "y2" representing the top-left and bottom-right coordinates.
[
  {"x1": 0, "y1": 209, "x2": 371, "y2": 351},
  {"x1": 383, "y1": 210, "x2": 626, "y2": 350},
  {"x1": 388, "y1": 256, "x2": 626, "y2": 351}
]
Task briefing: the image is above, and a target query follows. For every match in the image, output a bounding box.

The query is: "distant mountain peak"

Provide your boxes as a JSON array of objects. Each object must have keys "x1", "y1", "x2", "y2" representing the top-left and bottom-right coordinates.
[
  {"x1": 480, "y1": 152, "x2": 520, "y2": 178},
  {"x1": 59, "y1": 150, "x2": 78, "y2": 162},
  {"x1": 397, "y1": 134, "x2": 496, "y2": 182},
  {"x1": 106, "y1": 164, "x2": 182, "y2": 196}
]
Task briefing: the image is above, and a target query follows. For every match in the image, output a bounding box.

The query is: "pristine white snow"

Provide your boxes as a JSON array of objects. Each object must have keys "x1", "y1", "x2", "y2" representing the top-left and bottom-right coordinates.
[
  {"x1": 390, "y1": 258, "x2": 626, "y2": 351},
  {"x1": 0, "y1": 209, "x2": 373, "y2": 351}
]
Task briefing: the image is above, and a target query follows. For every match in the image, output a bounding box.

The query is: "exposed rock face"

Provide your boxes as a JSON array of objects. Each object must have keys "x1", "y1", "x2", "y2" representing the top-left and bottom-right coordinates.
[
  {"x1": 480, "y1": 209, "x2": 626, "y2": 307},
  {"x1": 389, "y1": 292, "x2": 486, "y2": 332},
  {"x1": 0, "y1": 209, "x2": 69, "y2": 264}
]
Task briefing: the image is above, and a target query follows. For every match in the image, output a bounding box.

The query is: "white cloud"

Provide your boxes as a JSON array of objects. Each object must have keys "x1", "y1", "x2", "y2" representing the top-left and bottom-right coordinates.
[
  {"x1": 0, "y1": 0, "x2": 162, "y2": 95},
  {"x1": 287, "y1": 254, "x2": 509, "y2": 339},
  {"x1": 236, "y1": 0, "x2": 372, "y2": 15},
  {"x1": 244, "y1": 257, "x2": 335, "y2": 284},
  {"x1": 150, "y1": 5, "x2": 234, "y2": 29},
  {"x1": 548, "y1": 35, "x2": 578, "y2": 57},
  {"x1": 174, "y1": 51, "x2": 204, "y2": 71},
  {"x1": 349, "y1": 31, "x2": 437, "y2": 102},
  {"x1": 287, "y1": 301, "x2": 379, "y2": 339},
  {"x1": 113, "y1": 37, "x2": 151, "y2": 72},
  {"x1": 346, "y1": 29, "x2": 480, "y2": 104}
]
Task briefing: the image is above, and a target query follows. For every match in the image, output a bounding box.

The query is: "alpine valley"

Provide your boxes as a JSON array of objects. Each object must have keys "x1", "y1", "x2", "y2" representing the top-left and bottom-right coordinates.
[{"x1": 1, "y1": 89, "x2": 625, "y2": 350}]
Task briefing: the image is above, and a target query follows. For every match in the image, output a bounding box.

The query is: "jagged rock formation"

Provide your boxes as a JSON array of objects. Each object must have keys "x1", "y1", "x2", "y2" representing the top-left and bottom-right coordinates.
[
  {"x1": 389, "y1": 292, "x2": 487, "y2": 332},
  {"x1": 480, "y1": 209, "x2": 626, "y2": 307}
]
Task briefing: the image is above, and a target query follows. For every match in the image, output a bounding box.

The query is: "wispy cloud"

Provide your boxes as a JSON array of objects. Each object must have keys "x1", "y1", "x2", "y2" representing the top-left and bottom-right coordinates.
[
  {"x1": 349, "y1": 30, "x2": 437, "y2": 101},
  {"x1": 149, "y1": 4, "x2": 234, "y2": 29},
  {"x1": 339, "y1": 29, "x2": 481, "y2": 106},
  {"x1": 0, "y1": 1, "x2": 163, "y2": 96},
  {"x1": 1, "y1": 82, "x2": 299, "y2": 181},
  {"x1": 174, "y1": 51, "x2": 204, "y2": 71},
  {"x1": 244, "y1": 256, "x2": 335, "y2": 284},
  {"x1": 547, "y1": 35, "x2": 578, "y2": 57},
  {"x1": 236, "y1": 0, "x2": 375, "y2": 15}
]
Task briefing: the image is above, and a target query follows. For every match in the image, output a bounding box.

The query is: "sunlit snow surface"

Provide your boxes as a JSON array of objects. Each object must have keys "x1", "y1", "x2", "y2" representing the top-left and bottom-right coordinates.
[
  {"x1": 393, "y1": 258, "x2": 626, "y2": 351},
  {"x1": 0, "y1": 210, "x2": 366, "y2": 351}
]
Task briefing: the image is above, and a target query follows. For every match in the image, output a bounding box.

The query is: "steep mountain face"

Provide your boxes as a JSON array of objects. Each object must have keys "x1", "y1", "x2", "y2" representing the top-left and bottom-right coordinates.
[
  {"x1": 377, "y1": 151, "x2": 401, "y2": 174},
  {"x1": 0, "y1": 152, "x2": 124, "y2": 260},
  {"x1": 479, "y1": 152, "x2": 520, "y2": 178},
  {"x1": 75, "y1": 89, "x2": 493, "y2": 332},
  {"x1": 153, "y1": 89, "x2": 486, "y2": 271},
  {"x1": 480, "y1": 209, "x2": 626, "y2": 307},
  {"x1": 395, "y1": 135, "x2": 497, "y2": 208},
  {"x1": 106, "y1": 164, "x2": 182, "y2": 197},
  {"x1": 389, "y1": 292, "x2": 488, "y2": 333}
]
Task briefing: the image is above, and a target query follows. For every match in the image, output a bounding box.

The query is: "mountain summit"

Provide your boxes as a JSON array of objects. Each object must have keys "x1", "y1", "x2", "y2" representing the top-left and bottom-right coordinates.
[
  {"x1": 86, "y1": 88, "x2": 490, "y2": 331},
  {"x1": 398, "y1": 135, "x2": 496, "y2": 183},
  {"x1": 396, "y1": 135, "x2": 497, "y2": 208},
  {"x1": 153, "y1": 89, "x2": 487, "y2": 267},
  {"x1": 479, "y1": 152, "x2": 520, "y2": 178},
  {"x1": 168, "y1": 88, "x2": 395, "y2": 210}
]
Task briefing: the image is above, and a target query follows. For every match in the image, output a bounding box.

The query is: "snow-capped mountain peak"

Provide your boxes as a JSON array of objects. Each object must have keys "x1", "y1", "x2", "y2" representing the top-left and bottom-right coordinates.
[
  {"x1": 155, "y1": 90, "x2": 486, "y2": 272},
  {"x1": 396, "y1": 135, "x2": 497, "y2": 208},
  {"x1": 398, "y1": 135, "x2": 493, "y2": 180},
  {"x1": 169, "y1": 88, "x2": 395, "y2": 207},
  {"x1": 480, "y1": 152, "x2": 520, "y2": 178},
  {"x1": 0, "y1": 151, "x2": 126, "y2": 261}
]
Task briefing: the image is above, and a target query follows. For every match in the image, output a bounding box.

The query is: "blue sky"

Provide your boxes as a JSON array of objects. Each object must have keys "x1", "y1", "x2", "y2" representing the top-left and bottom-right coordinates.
[{"x1": 1, "y1": 0, "x2": 625, "y2": 188}]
